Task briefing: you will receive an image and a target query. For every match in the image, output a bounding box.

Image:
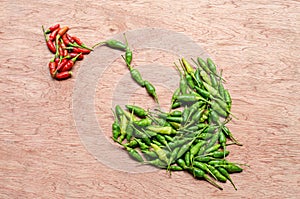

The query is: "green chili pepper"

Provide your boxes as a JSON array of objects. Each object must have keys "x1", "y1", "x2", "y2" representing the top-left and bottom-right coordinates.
[
  {"x1": 146, "y1": 126, "x2": 177, "y2": 135},
  {"x1": 167, "y1": 147, "x2": 180, "y2": 170},
  {"x1": 207, "y1": 58, "x2": 217, "y2": 74},
  {"x1": 171, "y1": 88, "x2": 180, "y2": 107},
  {"x1": 218, "y1": 81, "x2": 226, "y2": 99},
  {"x1": 176, "y1": 94, "x2": 209, "y2": 103},
  {"x1": 151, "y1": 143, "x2": 169, "y2": 164},
  {"x1": 142, "y1": 150, "x2": 158, "y2": 160},
  {"x1": 176, "y1": 137, "x2": 196, "y2": 159},
  {"x1": 194, "y1": 156, "x2": 215, "y2": 163},
  {"x1": 168, "y1": 137, "x2": 193, "y2": 150},
  {"x1": 168, "y1": 165, "x2": 183, "y2": 171},
  {"x1": 132, "y1": 127, "x2": 151, "y2": 145},
  {"x1": 92, "y1": 39, "x2": 127, "y2": 50},
  {"x1": 188, "y1": 167, "x2": 223, "y2": 190},
  {"x1": 219, "y1": 131, "x2": 227, "y2": 157},
  {"x1": 163, "y1": 135, "x2": 174, "y2": 142},
  {"x1": 185, "y1": 151, "x2": 191, "y2": 167},
  {"x1": 186, "y1": 74, "x2": 195, "y2": 89},
  {"x1": 130, "y1": 69, "x2": 145, "y2": 87},
  {"x1": 210, "y1": 101, "x2": 228, "y2": 118},
  {"x1": 144, "y1": 80, "x2": 159, "y2": 103},
  {"x1": 171, "y1": 101, "x2": 181, "y2": 109},
  {"x1": 135, "y1": 138, "x2": 149, "y2": 151},
  {"x1": 155, "y1": 134, "x2": 171, "y2": 150},
  {"x1": 125, "y1": 139, "x2": 138, "y2": 148},
  {"x1": 170, "y1": 110, "x2": 182, "y2": 117},
  {"x1": 182, "y1": 58, "x2": 194, "y2": 75},
  {"x1": 115, "y1": 105, "x2": 124, "y2": 120},
  {"x1": 189, "y1": 140, "x2": 206, "y2": 162},
  {"x1": 169, "y1": 122, "x2": 181, "y2": 130},
  {"x1": 194, "y1": 68, "x2": 202, "y2": 83},
  {"x1": 197, "y1": 57, "x2": 211, "y2": 74},
  {"x1": 166, "y1": 116, "x2": 183, "y2": 123},
  {"x1": 118, "y1": 114, "x2": 128, "y2": 143},
  {"x1": 210, "y1": 73, "x2": 218, "y2": 88},
  {"x1": 176, "y1": 158, "x2": 188, "y2": 169},
  {"x1": 224, "y1": 89, "x2": 232, "y2": 110},
  {"x1": 111, "y1": 110, "x2": 121, "y2": 141},
  {"x1": 207, "y1": 150, "x2": 230, "y2": 158},
  {"x1": 217, "y1": 167, "x2": 237, "y2": 190},
  {"x1": 206, "y1": 164, "x2": 227, "y2": 183},
  {"x1": 125, "y1": 124, "x2": 134, "y2": 141},
  {"x1": 222, "y1": 126, "x2": 242, "y2": 146},
  {"x1": 218, "y1": 164, "x2": 243, "y2": 173},
  {"x1": 200, "y1": 70, "x2": 212, "y2": 86},
  {"x1": 205, "y1": 143, "x2": 221, "y2": 154},
  {"x1": 121, "y1": 55, "x2": 145, "y2": 87},
  {"x1": 125, "y1": 146, "x2": 144, "y2": 162},
  {"x1": 134, "y1": 117, "x2": 152, "y2": 127},
  {"x1": 192, "y1": 161, "x2": 217, "y2": 180},
  {"x1": 203, "y1": 81, "x2": 222, "y2": 98},
  {"x1": 123, "y1": 33, "x2": 133, "y2": 65},
  {"x1": 146, "y1": 158, "x2": 167, "y2": 168},
  {"x1": 195, "y1": 86, "x2": 211, "y2": 99},
  {"x1": 125, "y1": 104, "x2": 148, "y2": 117}
]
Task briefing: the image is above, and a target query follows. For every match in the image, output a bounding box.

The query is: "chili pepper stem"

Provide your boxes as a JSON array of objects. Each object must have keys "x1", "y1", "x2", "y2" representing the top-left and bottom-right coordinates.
[
  {"x1": 69, "y1": 42, "x2": 93, "y2": 51},
  {"x1": 92, "y1": 41, "x2": 106, "y2": 49},
  {"x1": 55, "y1": 35, "x2": 60, "y2": 58},
  {"x1": 42, "y1": 26, "x2": 48, "y2": 42}
]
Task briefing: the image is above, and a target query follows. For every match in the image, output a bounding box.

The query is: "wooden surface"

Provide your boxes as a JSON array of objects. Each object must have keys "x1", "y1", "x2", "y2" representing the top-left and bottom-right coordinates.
[{"x1": 1, "y1": 0, "x2": 300, "y2": 198}]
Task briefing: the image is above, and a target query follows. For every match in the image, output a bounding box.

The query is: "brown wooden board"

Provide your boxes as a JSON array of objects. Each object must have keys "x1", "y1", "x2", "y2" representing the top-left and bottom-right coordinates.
[{"x1": 0, "y1": 0, "x2": 299, "y2": 198}]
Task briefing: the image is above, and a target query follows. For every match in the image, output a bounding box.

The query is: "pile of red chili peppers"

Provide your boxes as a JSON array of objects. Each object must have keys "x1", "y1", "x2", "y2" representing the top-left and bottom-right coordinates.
[{"x1": 42, "y1": 24, "x2": 92, "y2": 80}]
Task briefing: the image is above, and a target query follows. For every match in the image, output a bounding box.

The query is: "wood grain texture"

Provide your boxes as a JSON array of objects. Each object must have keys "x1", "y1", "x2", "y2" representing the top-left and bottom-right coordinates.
[{"x1": 0, "y1": 0, "x2": 299, "y2": 198}]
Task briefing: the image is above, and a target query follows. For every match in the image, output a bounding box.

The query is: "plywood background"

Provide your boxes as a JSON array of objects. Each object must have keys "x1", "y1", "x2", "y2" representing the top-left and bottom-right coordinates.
[{"x1": 1, "y1": 0, "x2": 299, "y2": 198}]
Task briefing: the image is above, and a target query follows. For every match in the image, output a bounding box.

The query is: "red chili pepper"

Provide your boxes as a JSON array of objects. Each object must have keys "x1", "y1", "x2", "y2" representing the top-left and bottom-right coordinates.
[
  {"x1": 72, "y1": 36, "x2": 83, "y2": 46},
  {"x1": 59, "y1": 45, "x2": 64, "y2": 57},
  {"x1": 66, "y1": 33, "x2": 75, "y2": 43},
  {"x1": 48, "y1": 57, "x2": 57, "y2": 77},
  {"x1": 65, "y1": 47, "x2": 91, "y2": 54},
  {"x1": 42, "y1": 26, "x2": 56, "y2": 53},
  {"x1": 55, "y1": 71, "x2": 72, "y2": 80},
  {"x1": 62, "y1": 34, "x2": 70, "y2": 46},
  {"x1": 58, "y1": 26, "x2": 69, "y2": 37},
  {"x1": 61, "y1": 53, "x2": 82, "y2": 72},
  {"x1": 59, "y1": 38, "x2": 68, "y2": 57},
  {"x1": 47, "y1": 41, "x2": 56, "y2": 54},
  {"x1": 55, "y1": 58, "x2": 69, "y2": 73},
  {"x1": 49, "y1": 28, "x2": 59, "y2": 41},
  {"x1": 55, "y1": 57, "x2": 60, "y2": 65},
  {"x1": 45, "y1": 24, "x2": 60, "y2": 34},
  {"x1": 71, "y1": 35, "x2": 92, "y2": 50},
  {"x1": 68, "y1": 52, "x2": 84, "y2": 60}
]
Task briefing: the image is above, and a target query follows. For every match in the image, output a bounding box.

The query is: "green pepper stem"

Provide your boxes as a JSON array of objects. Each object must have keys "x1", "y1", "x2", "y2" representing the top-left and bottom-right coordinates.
[
  {"x1": 69, "y1": 42, "x2": 93, "y2": 51},
  {"x1": 41, "y1": 25, "x2": 48, "y2": 42},
  {"x1": 92, "y1": 41, "x2": 106, "y2": 49}
]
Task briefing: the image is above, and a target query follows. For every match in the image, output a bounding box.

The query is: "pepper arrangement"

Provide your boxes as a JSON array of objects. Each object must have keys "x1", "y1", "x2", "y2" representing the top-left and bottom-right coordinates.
[
  {"x1": 42, "y1": 24, "x2": 92, "y2": 80},
  {"x1": 43, "y1": 29, "x2": 246, "y2": 190},
  {"x1": 94, "y1": 36, "x2": 245, "y2": 190}
]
